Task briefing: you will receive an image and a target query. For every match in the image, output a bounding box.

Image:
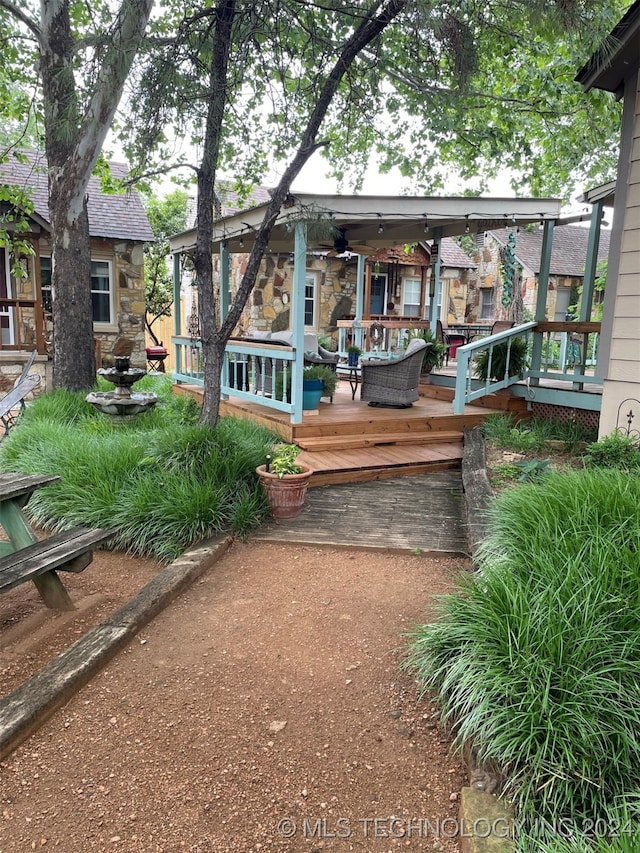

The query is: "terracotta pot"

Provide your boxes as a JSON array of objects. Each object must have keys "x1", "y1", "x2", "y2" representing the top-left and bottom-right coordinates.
[{"x1": 256, "y1": 464, "x2": 312, "y2": 518}]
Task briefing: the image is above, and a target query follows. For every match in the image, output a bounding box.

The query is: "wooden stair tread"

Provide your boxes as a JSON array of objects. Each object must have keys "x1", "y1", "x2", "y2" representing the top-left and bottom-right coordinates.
[
  {"x1": 297, "y1": 441, "x2": 463, "y2": 485},
  {"x1": 297, "y1": 430, "x2": 463, "y2": 451}
]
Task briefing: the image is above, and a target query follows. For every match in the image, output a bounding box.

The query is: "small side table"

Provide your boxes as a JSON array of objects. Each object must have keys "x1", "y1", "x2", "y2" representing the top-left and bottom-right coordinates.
[{"x1": 348, "y1": 366, "x2": 361, "y2": 400}]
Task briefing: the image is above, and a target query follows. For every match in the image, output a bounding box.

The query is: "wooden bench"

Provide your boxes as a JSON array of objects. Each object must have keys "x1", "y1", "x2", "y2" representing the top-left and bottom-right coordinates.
[
  {"x1": 0, "y1": 527, "x2": 113, "y2": 609},
  {"x1": 0, "y1": 473, "x2": 113, "y2": 611}
]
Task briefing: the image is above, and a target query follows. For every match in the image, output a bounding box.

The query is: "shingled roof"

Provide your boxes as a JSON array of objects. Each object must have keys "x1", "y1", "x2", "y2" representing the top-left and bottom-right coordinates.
[
  {"x1": 489, "y1": 225, "x2": 610, "y2": 277},
  {"x1": 0, "y1": 150, "x2": 154, "y2": 242},
  {"x1": 440, "y1": 237, "x2": 477, "y2": 268}
]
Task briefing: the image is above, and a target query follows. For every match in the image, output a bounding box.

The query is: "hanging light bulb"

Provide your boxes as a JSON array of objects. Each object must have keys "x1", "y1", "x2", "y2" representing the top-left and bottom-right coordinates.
[{"x1": 465, "y1": 216, "x2": 470, "y2": 234}]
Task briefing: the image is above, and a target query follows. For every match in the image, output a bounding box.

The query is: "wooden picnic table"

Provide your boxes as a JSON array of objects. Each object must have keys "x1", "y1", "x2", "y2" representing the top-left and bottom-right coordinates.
[{"x1": 0, "y1": 473, "x2": 112, "y2": 611}]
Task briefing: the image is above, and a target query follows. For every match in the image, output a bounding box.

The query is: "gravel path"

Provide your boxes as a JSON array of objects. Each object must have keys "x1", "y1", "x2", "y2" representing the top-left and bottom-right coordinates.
[{"x1": 0, "y1": 540, "x2": 469, "y2": 852}]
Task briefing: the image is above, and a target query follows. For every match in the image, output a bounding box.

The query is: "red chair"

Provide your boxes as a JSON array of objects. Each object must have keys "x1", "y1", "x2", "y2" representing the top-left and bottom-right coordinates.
[{"x1": 436, "y1": 321, "x2": 466, "y2": 365}]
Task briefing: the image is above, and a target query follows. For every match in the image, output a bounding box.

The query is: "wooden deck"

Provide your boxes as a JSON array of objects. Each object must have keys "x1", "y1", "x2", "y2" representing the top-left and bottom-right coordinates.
[{"x1": 175, "y1": 378, "x2": 527, "y2": 485}]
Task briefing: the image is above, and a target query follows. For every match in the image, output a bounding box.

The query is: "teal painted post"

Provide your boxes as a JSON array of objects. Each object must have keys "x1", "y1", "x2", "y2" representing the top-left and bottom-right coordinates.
[
  {"x1": 220, "y1": 241, "x2": 230, "y2": 400},
  {"x1": 429, "y1": 228, "x2": 443, "y2": 328},
  {"x1": 580, "y1": 203, "x2": 602, "y2": 323},
  {"x1": 575, "y1": 202, "x2": 603, "y2": 388},
  {"x1": 173, "y1": 252, "x2": 183, "y2": 377},
  {"x1": 453, "y1": 346, "x2": 470, "y2": 414},
  {"x1": 355, "y1": 254, "x2": 366, "y2": 351},
  {"x1": 530, "y1": 220, "x2": 554, "y2": 386},
  {"x1": 220, "y1": 240, "x2": 230, "y2": 319},
  {"x1": 292, "y1": 222, "x2": 307, "y2": 423}
]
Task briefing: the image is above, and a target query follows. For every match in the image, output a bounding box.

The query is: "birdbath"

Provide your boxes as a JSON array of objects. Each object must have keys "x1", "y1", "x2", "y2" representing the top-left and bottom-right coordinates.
[{"x1": 85, "y1": 355, "x2": 158, "y2": 422}]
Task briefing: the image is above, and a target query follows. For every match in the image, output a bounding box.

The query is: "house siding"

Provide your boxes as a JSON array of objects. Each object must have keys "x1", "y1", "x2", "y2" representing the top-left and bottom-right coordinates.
[{"x1": 598, "y1": 67, "x2": 640, "y2": 437}]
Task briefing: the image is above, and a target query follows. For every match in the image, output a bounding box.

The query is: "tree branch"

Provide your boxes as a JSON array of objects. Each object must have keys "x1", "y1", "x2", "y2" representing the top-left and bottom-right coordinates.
[{"x1": 0, "y1": 0, "x2": 41, "y2": 41}]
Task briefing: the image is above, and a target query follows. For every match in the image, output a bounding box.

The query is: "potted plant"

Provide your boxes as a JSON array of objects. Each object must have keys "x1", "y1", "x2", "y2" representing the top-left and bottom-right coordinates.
[
  {"x1": 404, "y1": 329, "x2": 446, "y2": 375},
  {"x1": 346, "y1": 344, "x2": 363, "y2": 367},
  {"x1": 275, "y1": 365, "x2": 338, "y2": 408},
  {"x1": 303, "y1": 364, "x2": 338, "y2": 403},
  {"x1": 473, "y1": 336, "x2": 528, "y2": 382},
  {"x1": 256, "y1": 444, "x2": 312, "y2": 518}
]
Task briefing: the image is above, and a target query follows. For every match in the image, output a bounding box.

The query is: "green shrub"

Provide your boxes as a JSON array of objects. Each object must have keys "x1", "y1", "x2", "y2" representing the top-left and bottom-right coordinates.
[
  {"x1": 0, "y1": 383, "x2": 277, "y2": 559},
  {"x1": 583, "y1": 432, "x2": 640, "y2": 472},
  {"x1": 473, "y1": 336, "x2": 528, "y2": 381},
  {"x1": 484, "y1": 413, "x2": 596, "y2": 452},
  {"x1": 406, "y1": 470, "x2": 640, "y2": 832}
]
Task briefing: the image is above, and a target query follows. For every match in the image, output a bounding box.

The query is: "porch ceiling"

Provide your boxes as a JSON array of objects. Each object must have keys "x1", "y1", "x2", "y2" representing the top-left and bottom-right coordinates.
[{"x1": 170, "y1": 193, "x2": 562, "y2": 255}]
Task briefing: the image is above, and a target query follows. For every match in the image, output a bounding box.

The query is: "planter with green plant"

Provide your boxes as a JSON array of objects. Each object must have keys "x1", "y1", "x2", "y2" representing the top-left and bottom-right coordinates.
[
  {"x1": 256, "y1": 443, "x2": 312, "y2": 518},
  {"x1": 346, "y1": 344, "x2": 363, "y2": 367},
  {"x1": 276, "y1": 365, "x2": 338, "y2": 408},
  {"x1": 404, "y1": 328, "x2": 446, "y2": 375},
  {"x1": 473, "y1": 336, "x2": 528, "y2": 382}
]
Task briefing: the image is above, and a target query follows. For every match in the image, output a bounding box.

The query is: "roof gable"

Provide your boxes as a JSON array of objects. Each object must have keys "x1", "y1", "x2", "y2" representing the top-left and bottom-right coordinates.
[
  {"x1": 440, "y1": 237, "x2": 477, "y2": 269},
  {"x1": 488, "y1": 225, "x2": 610, "y2": 277},
  {"x1": 0, "y1": 151, "x2": 154, "y2": 242},
  {"x1": 575, "y1": 0, "x2": 640, "y2": 95}
]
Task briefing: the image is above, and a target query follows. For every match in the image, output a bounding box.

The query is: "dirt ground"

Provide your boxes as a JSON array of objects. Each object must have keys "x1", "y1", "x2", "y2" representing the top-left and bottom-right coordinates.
[{"x1": 0, "y1": 539, "x2": 470, "y2": 853}]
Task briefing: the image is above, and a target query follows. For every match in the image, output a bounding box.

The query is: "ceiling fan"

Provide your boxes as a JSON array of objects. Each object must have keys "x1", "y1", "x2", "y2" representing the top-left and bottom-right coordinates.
[{"x1": 321, "y1": 227, "x2": 377, "y2": 257}]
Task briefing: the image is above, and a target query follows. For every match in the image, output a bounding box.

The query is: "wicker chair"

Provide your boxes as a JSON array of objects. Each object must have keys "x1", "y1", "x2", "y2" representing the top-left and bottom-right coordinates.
[{"x1": 360, "y1": 339, "x2": 429, "y2": 408}]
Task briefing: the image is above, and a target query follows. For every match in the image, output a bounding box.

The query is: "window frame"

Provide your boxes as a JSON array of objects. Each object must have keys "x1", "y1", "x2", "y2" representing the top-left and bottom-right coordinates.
[
  {"x1": 479, "y1": 287, "x2": 495, "y2": 320},
  {"x1": 401, "y1": 277, "x2": 422, "y2": 318},
  {"x1": 40, "y1": 255, "x2": 114, "y2": 325},
  {"x1": 303, "y1": 271, "x2": 318, "y2": 330}
]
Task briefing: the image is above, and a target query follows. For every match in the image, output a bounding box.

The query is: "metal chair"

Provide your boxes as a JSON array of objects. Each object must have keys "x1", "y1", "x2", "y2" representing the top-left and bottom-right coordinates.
[{"x1": 436, "y1": 320, "x2": 466, "y2": 365}]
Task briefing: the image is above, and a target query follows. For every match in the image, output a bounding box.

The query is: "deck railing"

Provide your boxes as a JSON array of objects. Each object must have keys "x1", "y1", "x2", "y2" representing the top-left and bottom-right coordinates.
[
  {"x1": 452, "y1": 321, "x2": 603, "y2": 414},
  {"x1": 172, "y1": 336, "x2": 304, "y2": 421},
  {"x1": 336, "y1": 319, "x2": 431, "y2": 357}
]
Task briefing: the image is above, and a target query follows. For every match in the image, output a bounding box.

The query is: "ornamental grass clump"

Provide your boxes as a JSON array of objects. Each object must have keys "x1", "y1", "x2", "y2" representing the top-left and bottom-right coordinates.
[
  {"x1": 0, "y1": 381, "x2": 277, "y2": 560},
  {"x1": 406, "y1": 469, "x2": 640, "y2": 836}
]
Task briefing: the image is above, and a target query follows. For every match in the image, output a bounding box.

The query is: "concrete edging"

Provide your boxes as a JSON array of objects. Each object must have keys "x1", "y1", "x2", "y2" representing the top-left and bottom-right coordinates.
[
  {"x1": 460, "y1": 430, "x2": 515, "y2": 853},
  {"x1": 459, "y1": 788, "x2": 515, "y2": 853},
  {"x1": 0, "y1": 535, "x2": 232, "y2": 761},
  {"x1": 462, "y1": 428, "x2": 494, "y2": 563}
]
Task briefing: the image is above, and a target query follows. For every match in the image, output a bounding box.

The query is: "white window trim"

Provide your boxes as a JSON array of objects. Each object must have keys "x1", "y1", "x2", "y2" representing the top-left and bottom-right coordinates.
[
  {"x1": 91, "y1": 258, "x2": 115, "y2": 327},
  {"x1": 402, "y1": 276, "x2": 421, "y2": 317},
  {"x1": 40, "y1": 255, "x2": 115, "y2": 327},
  {"x1": 303, "y1": 271, "x2": 318, "y2": 330}
]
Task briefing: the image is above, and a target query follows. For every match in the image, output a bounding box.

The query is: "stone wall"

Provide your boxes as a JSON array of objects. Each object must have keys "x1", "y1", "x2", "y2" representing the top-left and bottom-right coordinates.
[
  {"x1": 238, "y1": 253, "x2": 358, "y2": 341},
  {"x1": 38, "y1": 236, "x2": 147, "y2": 369}
]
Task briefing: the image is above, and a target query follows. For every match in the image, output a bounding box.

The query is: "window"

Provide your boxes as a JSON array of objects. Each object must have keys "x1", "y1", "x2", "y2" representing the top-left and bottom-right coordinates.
[
  {"x1": 41, "y1": 257, "x2": 113, "y2": 323},
  {"x1": 479, "y1": 287, "x2": 495, "y2": 319},
  {"x1": 402, "y1": 278, "x2": 421, "y2": 317},
  {"x1": 304, "y1": 272, "x2": 317, "y2": 328},
  {"x1": 40, "y1": 256, "x2": 53, "y2": 313},
  {"x1": 91, "y1": 260, "x2": 112, "y2": 323}
]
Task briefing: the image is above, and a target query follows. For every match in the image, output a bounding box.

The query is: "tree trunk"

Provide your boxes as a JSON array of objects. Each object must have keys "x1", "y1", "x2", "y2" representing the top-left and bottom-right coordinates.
[
  {"x1": 48, "y1": 177, "x2": 96, "y2": 388},
  {"x1": 35, "y1": 0, "x2": 153, "y2": 390},
  {"x1": 197, "y1": 0, "x2": 407, "y2": 426}
]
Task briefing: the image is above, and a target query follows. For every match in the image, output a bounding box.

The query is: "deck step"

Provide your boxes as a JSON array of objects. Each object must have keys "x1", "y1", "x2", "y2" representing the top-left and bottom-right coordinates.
[
  {"x1": 298, "y1": 440, "x2": 463, "y2": 486},
  {"x1": 296, "y1": 430, "x2": 463, "y2": 452}
]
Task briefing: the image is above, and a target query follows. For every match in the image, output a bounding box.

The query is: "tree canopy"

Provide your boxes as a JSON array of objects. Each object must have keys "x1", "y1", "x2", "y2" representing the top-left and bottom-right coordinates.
[
  {"x1": 0, "y1": 0, "x2": 631, "y2": 401},
  {"x1": 120, "y1": 0, "x2": 629, "y2": 202}
]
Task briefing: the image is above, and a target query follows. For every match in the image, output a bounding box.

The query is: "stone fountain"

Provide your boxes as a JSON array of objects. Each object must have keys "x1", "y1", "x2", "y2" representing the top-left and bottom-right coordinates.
[{"x1": 86, "y1": 355, "x2": 158, "y2": 422}]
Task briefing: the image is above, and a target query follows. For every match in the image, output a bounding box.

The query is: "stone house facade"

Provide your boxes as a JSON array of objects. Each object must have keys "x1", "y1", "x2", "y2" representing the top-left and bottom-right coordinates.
[
  {"x1": 0, "y1": 151, "x2": 153, "y2": 389},
  {"x1": 466, "y1": 225, "x2": 610, "y2": 324}
]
